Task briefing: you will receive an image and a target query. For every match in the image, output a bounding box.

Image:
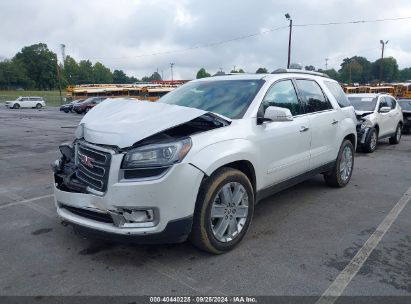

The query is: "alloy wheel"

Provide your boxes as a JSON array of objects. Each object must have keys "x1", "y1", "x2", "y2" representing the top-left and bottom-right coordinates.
[
  {"x1": 210, "y1": 182, "x2": 249, "y2": 243},
  {"x1": 339, "y1": 146, "x2": 353, "y2": 182}
]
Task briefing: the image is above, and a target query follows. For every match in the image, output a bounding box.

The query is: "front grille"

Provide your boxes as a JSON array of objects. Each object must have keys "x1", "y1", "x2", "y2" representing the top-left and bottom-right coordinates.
[
  {"x1": 76, "y1": 142, "x2": 112, "y2": 193},
  {"x1": 62, "y1": 205, "x2": 113, "y2": 223}
]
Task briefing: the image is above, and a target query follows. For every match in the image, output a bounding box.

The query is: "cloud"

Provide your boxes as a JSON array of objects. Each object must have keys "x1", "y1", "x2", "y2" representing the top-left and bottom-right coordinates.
[{"x1": 0, "y1": 0, "x2": 410, "y2": 79}]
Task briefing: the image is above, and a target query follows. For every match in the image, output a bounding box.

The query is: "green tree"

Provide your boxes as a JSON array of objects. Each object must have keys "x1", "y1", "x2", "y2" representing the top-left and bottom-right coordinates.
[
  {"x1": 93, "y1": 62, "x2": 113, "y2": 84},
  {"x1": 0, "y1": 59, "x2": 34, "y2": 89},
  {"x1": 62, "y1": 55, "x2": 79, "y2": 85},
  {"x1": 113, "y1": 69, "x2": 128, "y2": 83},
  {"x1": 339, "y1": 58, "x2": 363, "y2": 84},
  {"x1": 13, "y1": 43, "x2": 58, "y2": 90},
  {"x1": 77, "y1": 60, "x2": 94, "y2": 84},
  {"x1": 304, "y1": 65, "x2": 316, "y2": 71},
  {"x1": 256, "y1": 67, "x2": 268, "y2": 74},
  {"x1": 399, "y1": 68, "x2": 411, "y2": 81},
  {"x1": 196, "y1": 68, "x2": 211, "y2": 79},
  {"x1": 371, "y1": 57, "x2": 399, "y2": 82}
]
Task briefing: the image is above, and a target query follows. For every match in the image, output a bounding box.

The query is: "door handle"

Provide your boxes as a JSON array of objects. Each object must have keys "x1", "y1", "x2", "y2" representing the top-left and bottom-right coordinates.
[
  {"x1": 331, "y1": 119, "x2": 339, "y2": 125},
  {"x1": 299, "y1": 126, "x2": 309, "y2": 132}
]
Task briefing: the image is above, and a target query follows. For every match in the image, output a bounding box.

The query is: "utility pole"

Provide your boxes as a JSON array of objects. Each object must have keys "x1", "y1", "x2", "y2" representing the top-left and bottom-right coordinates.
[
  {"x1": 325, "y1": 58, "x2": 329, "y2": 71},
  {"x1": 55, "y1": 54, "x2": 63, "y2": 105},
  {"x1": 379, "y1": 40, "x2": 388, "y2": 85},
  {"x1": 285, "y1": 13, "x2": 292, "y2": 69},
  {"x1": 233, "y1": 65, "x2": 236, "y2": 72},
  {"x1": 170, "y1": 63, "x2": 175, "y2": 83},
  {"x1": 60, "y1": 44, "x2": 66, "y2": 67}
]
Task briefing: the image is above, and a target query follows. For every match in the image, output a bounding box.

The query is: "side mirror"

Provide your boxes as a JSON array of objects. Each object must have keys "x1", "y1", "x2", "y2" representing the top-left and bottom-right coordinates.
[
  {"x1": 379, "y1": 106, "x2": 391, "y2": 113},
  {"x1": 263, "y1": 106, "x2": 293, "y2": 122}
]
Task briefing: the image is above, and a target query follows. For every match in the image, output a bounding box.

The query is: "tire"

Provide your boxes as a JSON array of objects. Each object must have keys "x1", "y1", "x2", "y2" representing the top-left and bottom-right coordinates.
[
  {"x1": 362, "y1": 128, "x2": 378, "y2": 153},
  {"x1": 35, "y1": 103, "x2": 42, "y2": 109},
  {"x1": 13, "y1": 103, "x2": 20, "y2": 109},
  {"x1": 189, "y1": 167, "x2": 254, "y2": 254},
  {"x1": 85, "y1": 107, "x2": 90, "y2": 113},
  {"x1": 324, "y1": 139, "x2": 354, "y2": 188},
  {"x1": 64, "y1": 109, "x2": 69, "y2": 113},
  {"x1": 389, "y1": 124, "x2": 402, "y2": 144}
]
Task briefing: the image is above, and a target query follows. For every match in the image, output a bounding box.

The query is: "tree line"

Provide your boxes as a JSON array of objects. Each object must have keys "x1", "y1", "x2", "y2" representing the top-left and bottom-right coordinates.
[
  {"x1": 0, "y1": 43, "x2": 161, "y2": 90},
  {"x1": 2, "y1": 43, "x2": 411, "y2": 90},
  {"x1": 196, "y1": 57, "x2": 411, "y2": 84}
]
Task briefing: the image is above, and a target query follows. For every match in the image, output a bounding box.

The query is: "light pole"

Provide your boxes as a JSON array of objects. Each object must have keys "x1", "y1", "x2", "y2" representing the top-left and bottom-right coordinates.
[
  {"x1": 285, "y1": 13, "x2": 292, "y2": 69},
  {"x1": 325, "y1": 58, "x2": 329, "y2": 71},
  {"x1": 379, "y1": 40, "x2": 388, "y2": 85},
  {"x1": 170, "y1": 63, "x2": 175, "y2": 83}
]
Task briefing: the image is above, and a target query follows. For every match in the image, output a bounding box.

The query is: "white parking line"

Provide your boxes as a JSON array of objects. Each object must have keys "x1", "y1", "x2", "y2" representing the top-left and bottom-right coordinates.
[
  {"x1": 316, "y1": 185, "x2": 411, "y2": 304},
  {"x1": 0, "y1": 194, "x2": 54, "y2": 209}
]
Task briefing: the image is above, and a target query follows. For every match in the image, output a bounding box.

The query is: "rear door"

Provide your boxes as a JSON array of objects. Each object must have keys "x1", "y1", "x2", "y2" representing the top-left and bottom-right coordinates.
[{"x1": 294, "y1": 79, "x2": 340, "y2": 170}]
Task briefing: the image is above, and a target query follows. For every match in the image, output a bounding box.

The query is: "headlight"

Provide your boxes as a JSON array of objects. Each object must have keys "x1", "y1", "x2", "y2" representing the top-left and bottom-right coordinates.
[
  {"x1": 360, "y1": 120, "x2": 373, "y2": 129},
  {"x1": 122, "y1": 138, "x2": 192, "y2": 169}
]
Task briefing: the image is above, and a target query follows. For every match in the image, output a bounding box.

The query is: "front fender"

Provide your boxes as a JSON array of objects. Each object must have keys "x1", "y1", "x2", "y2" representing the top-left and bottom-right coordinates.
[{"x1": 188, "y1": 139, "x2": 261, "y2": 187}]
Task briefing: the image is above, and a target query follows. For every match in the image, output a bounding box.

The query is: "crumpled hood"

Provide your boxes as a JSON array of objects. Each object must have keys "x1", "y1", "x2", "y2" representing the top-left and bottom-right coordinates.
[
  {"x1": 355, "y1": 110, "x2": 374, "y2": 118},
  {"x1": 76, "y1": 98, "x2": 207, "y2": 148}
]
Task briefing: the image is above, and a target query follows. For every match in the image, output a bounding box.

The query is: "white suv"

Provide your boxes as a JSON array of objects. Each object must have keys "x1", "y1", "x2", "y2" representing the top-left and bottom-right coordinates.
[
  {"x1": 5, "y1": 96, "x2": 46, "y2": 109},
  {"x1": 53, "y1": 70, "x2": 357, "y2": 253},
  {"x1": 347, "y1": 93, "x2": 403, "y2": 153}
]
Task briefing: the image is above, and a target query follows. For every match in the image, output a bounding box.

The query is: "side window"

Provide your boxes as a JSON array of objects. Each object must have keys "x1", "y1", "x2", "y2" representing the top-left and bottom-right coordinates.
[
  {"x1": 260, "y1": 80, "x2": 302, "y2": 116},
  {"x1": 324, "y1": 81, "x2": 351, "y2": 108},
  {"x1": 295, "y1": 79, "x2": 332, "y2": 113},
  {"x1": 379, "y1": 97, "x2": 391, "y2": 109}
]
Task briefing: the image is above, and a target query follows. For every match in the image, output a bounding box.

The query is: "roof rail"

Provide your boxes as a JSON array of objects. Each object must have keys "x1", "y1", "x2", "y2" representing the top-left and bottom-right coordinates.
[{"x1": 271, "y1": 68, "x2": 330, "y2": 78}]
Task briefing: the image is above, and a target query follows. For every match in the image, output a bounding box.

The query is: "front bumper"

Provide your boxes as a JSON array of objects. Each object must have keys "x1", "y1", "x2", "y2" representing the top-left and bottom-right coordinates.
[
  {"x1": 356, "y1": 124, "x2": 371, "y2": 145},
  {"x1": 54, "y1": 152, "x2": 204, "y2": 242}
]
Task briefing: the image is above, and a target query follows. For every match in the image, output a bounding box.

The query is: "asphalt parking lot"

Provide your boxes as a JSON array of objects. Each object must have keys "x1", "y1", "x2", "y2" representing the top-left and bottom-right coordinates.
[{"x1": 0, "y1": 106, "x2": 410, "y2": 300}]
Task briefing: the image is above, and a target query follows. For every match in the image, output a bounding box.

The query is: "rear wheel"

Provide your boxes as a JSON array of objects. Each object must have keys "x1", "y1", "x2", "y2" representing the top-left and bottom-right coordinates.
[
  {"x1": 13, "y1": 103, "x2": 20, "y2": 109},
  {"x1": 189, "y1": 168, "x2": 254, "y2": 254},
  {"x1": 85, "y1": 107, "x2": 90, "y2": 113},
  {"x1": 35, "y1": 103, "x2": 42, "y2": 109},
  {"x1": 389, "y1": 124, "x2": 402, "y2": 144},
  {"x1": 363, "y1": 128, "x2": 378, "y2": 153},
  {"x1": 324, "y1": 139, "x2": 354, "y2": 188}
]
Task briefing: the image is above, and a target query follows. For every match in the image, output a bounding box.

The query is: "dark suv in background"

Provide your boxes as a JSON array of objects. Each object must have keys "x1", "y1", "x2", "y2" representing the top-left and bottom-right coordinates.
[
  {"x1": 399, "y1": 99, "x2": 411, "y2": 133},
  {"x1": 73, "y1": 97, "x2": 106, "y2": 114}
]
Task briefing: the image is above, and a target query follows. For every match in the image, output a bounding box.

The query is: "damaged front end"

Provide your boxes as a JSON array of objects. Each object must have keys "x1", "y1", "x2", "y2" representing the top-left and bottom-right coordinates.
[{"x1": 52, "y1": 142, "x2": 88, "y2": 194}]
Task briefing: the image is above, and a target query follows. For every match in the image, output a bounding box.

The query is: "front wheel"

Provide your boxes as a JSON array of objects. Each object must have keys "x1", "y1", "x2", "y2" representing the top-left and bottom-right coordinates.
[
  {"x1": 324, "y1": 139, "x2": 354, "y2": 188},
  {"x1": 189, "y1": 168, "x2": 254, "y2": 254},
  {"x1": 389, "y1": 124, "x2": 402, "y2": 144},
  {"x1": 362, "y1": 128, "x2": 378, "y2": 153},
  {"x1": 35, "y1": 103, "x2": 42, "y2": 109},
  {"x1": 13, "y1": 103, "x2": 20, "y2": 109}
]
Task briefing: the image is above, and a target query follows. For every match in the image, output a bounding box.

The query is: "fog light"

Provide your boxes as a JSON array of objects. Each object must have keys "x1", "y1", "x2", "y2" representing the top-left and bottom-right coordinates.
[{"x1": 123, "y1": 209, "x2": 154, "y2": 223}]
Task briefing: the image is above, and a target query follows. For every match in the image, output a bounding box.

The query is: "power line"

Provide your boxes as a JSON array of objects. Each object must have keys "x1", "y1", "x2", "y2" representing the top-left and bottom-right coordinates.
[{"x1": 85, "y1": 16, "x2": 411, "y2": 61}]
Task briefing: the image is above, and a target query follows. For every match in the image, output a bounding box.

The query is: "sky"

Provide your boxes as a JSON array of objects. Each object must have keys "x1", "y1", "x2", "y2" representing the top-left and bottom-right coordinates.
[{"x1": 1, "y1": 0, "x2": 411, "y2": 80}]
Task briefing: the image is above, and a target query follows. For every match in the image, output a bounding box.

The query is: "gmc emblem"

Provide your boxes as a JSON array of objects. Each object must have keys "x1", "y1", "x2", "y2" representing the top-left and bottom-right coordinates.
[{"x1": 79, "y1": 153, "x2": 94, "y2": 168}]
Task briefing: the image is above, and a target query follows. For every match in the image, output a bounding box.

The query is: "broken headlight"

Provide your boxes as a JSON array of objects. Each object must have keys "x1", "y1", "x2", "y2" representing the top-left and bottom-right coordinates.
[
  {"x1": 122, "y1": 138, "x2": 192, "y2": 169},
  {"x1": 360, "y1": 119, "x2": 373, "y2": 129}
]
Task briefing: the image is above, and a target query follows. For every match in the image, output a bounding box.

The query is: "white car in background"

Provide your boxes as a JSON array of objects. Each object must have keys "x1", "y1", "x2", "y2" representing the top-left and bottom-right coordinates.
[
  {"x1": 347, "y1": 93, "x2": 403, "y2": 153},
  {"x1": 53, "y1": 70, "x2": 357, "y2": 254},
  {"x1": 5, "y1": 96, "x2": 46, "y2": 109}
]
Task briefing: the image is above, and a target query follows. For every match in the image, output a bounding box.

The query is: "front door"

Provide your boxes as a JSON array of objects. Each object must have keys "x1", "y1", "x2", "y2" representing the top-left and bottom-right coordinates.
[{"x1": 255, "y1": 79, "x2": 311, "y2": 188}]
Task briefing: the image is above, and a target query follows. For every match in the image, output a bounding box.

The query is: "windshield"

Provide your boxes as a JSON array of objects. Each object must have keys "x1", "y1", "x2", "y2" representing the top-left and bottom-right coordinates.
[
  {"x1": 347, "y1": 97, "x2": 377, "y2": 112},
  {"x1": 399, "y1": 99, "x2": 411, "y2": 111},
  {"x1": 159, "y1": 79, "x2": 264, "y2": 119}
]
